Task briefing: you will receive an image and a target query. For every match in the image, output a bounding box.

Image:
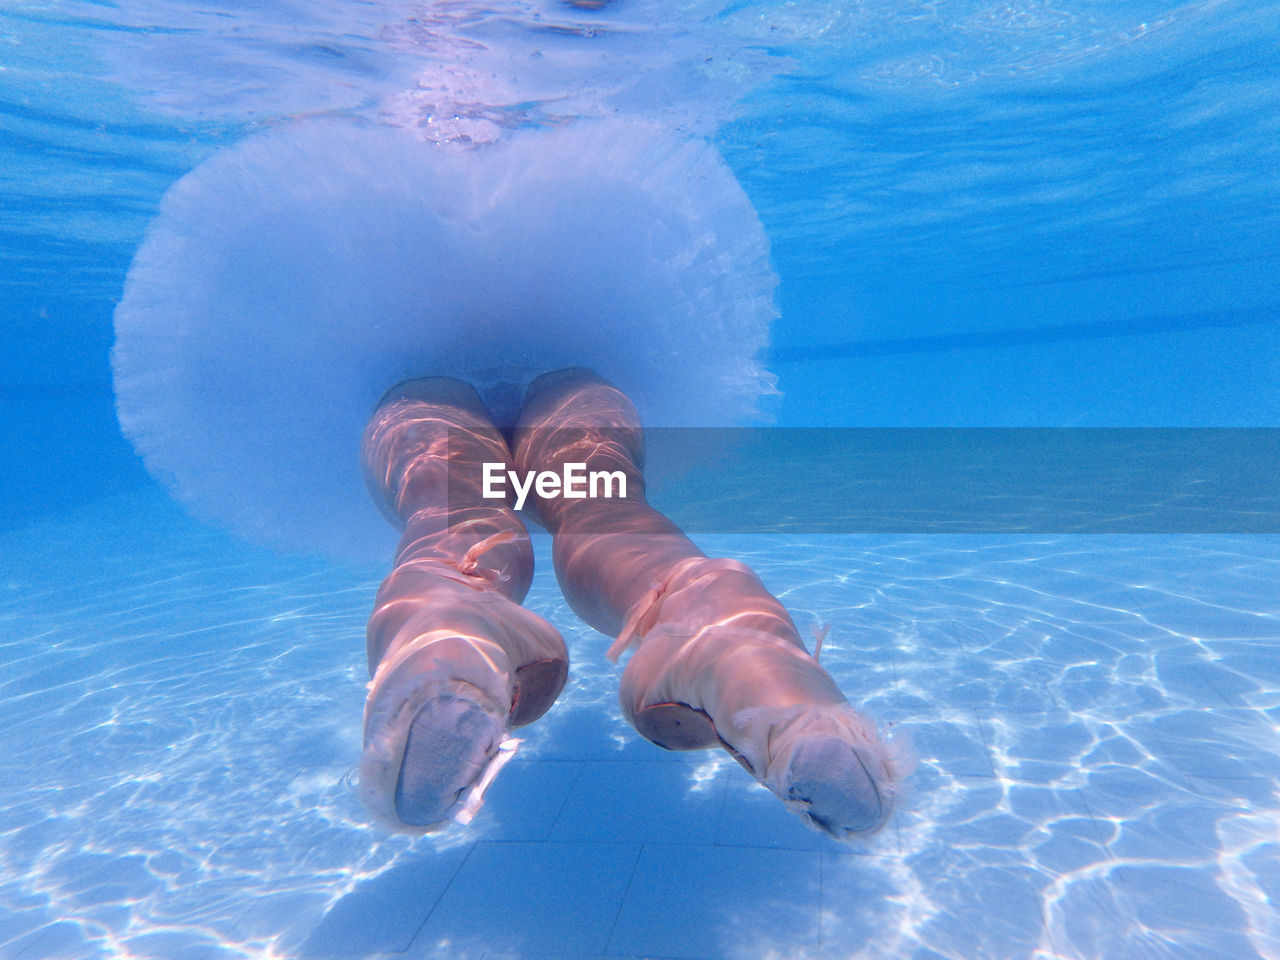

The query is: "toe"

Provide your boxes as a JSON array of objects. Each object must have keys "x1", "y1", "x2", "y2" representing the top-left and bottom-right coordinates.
[{"x1": 784, "y1": 736, "x2": 886, "y2": 838}]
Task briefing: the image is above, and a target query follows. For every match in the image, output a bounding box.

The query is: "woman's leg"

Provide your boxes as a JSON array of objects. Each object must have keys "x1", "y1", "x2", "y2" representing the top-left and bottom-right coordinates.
[
  {"x1": 360, "y1": 377, "x2": 567, "y2": 833},
  {"x1": 512, "y1": 369, "x2": 904, "y2": 839}
]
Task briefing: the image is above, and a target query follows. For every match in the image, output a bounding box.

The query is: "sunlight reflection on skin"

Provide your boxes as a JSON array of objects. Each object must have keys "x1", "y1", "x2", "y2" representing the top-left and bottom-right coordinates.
[{"x1": 352, "y1": 371, "x2": 908, "y2": 840}]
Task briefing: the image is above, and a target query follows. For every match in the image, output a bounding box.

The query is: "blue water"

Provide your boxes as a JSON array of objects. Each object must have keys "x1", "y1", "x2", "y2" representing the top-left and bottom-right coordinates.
[{"x1": 2, "y1": 1, "x2": 1279, "y2": 958}]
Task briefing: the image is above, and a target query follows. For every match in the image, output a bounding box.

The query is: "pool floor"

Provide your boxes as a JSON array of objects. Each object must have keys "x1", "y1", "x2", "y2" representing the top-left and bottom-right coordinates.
[{"x1": 1, "y1": 489, "x2": 1277, "y2": 960}]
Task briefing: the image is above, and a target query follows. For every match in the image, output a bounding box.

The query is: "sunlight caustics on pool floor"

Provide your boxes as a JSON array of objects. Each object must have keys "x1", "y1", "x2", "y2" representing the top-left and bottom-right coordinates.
[{"x1": 1, "y1": 490, "x2": 1277, "y2": 960}]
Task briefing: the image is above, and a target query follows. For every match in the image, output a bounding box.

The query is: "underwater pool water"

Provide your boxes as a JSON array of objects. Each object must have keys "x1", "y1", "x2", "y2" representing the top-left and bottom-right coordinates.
[
  {"x1": 3, "y1": 495, "x2": 1279, "y2": 960},
  {"x1": 3, "y1": 1, "x2": 1279, "y2": 959}
]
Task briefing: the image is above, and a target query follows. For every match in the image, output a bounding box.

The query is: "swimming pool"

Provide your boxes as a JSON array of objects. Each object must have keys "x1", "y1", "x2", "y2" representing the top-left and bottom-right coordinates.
[{"x1": 3, "y1": 2, "x2": 1278, "y2": 958}]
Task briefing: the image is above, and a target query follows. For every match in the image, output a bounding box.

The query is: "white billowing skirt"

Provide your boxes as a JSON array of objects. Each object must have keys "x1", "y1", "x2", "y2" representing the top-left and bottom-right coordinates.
[{"x1": 112, "y1": 120, "x2": 777, "y2": 559}]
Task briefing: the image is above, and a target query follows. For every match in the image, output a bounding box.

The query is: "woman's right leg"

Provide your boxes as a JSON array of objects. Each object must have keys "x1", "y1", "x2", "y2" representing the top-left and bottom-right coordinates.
[{"x1": 360, "y1": 377, "x2": 568, "y2": 833}]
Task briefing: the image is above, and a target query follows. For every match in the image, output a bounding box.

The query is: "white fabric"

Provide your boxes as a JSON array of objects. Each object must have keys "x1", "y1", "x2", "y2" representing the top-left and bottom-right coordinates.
[{"x1": 112, "y1": 120, "x2": 777, "y2": 558}]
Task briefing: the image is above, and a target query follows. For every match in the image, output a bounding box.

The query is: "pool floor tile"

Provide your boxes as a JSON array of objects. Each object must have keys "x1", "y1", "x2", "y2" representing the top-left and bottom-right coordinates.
[
  {"x1": 549, "y1": 761, "x2": 728, "y2": 844},
  {"x1": 607, "y1": 844, "x2": 822, "y2": 959},
  {"x1": 478, "y1": 759, "x2": 585, "y2": 842},
  {"x1": 407, "y1": 842, "x2": 641, "y2": 958},
  {"x1": 296, "y1": 843, "x2": 473, "y2": 957}
]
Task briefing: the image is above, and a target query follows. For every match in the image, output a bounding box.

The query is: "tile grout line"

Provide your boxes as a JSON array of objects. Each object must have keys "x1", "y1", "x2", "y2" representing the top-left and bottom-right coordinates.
[
  {"x1": 405, "y1": 839, "x2": 482, "y2": 953},
  {"x1": 602, "y1": 842, "x2": 646, "y2": 957},
  {"x1": 817, "y1": 850, "x2": 827, "y2": 959},
  {"x1": 1073, "y1": 788, "x2": 1116, "y2": 863},
  {"x1": 712, "y1": 759, "x2": 733, "y2": 848},
  {"x1": 1037, "y1": 893, "x2": 1062, "y2": 960},
  {"x1": 546, "y1": 761, "x2": 589, "y2": 840},
  {"x1": 970, "y1": 708, "x2": 999, "y2": 778}
]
